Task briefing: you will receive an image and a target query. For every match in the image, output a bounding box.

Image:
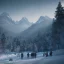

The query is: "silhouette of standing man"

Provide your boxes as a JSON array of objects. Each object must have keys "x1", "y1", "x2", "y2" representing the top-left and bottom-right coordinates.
[
  {"x1": 27, "y1": 53, "x2": 29, "y2": 58},
  {"x1": 50, "y1": 51, "x2": 52, "y2": 56},
  {"x1": 21, "y1": 53, "x2": 23, "y2": 59}
]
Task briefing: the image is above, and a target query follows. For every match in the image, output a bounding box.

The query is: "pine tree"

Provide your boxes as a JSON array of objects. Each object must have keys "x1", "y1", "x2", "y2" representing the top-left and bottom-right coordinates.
[
  {"x1": 55, "y1": 2, "x2": 64, "y2": 20},
  {"x1": 52, "y1": 2, "x2": 64, "y2": 50}
]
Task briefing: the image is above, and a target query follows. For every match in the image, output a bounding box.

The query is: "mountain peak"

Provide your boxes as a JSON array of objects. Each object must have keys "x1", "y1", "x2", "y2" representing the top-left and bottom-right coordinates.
[
  {"x1": 0, "y1": 12, "x2": 14, "y2": 24},
  {"x1": 19, "y1": 17, "x2": 30, "y2": 25},
  {"x1": 0, "y1": 12, "x2": 12, "y2": 20},
  {"x1": 36, "y1": 16, "x2": 45, "y2": 23},
  {"x1": 36, "y1": 16, "x2": 52, "y2": 23},
  {"x1": 21, "y1": 17, "x2": 29, "y2": 22}
]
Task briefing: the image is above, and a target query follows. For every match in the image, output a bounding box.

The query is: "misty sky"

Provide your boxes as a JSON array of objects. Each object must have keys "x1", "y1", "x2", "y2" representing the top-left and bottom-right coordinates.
[{"x1": 0, "y1": 0, "x2": 64, "y2": 22}]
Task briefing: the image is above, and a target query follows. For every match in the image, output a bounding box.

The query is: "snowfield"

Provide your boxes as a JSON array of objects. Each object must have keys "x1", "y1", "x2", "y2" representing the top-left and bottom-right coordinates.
[
  {"x1": 0, "y1": 49, "x2": 64, "y2": 64},
  {"x1": 34, "y1": 55, "x2": 64, "y2": 64}
]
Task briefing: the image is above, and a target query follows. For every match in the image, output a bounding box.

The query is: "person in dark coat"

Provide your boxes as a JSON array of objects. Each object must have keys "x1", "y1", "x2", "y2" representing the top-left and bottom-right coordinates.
[
  {"x1": 21, "y1": 53, "x2": 23, "y2": 59},
  {"x1": 27, "y1": 53, "x2": 29, "y2": 58},
  {"x1": 9, "y1": 58, "x2": 13, "y2": 61},
  {"x1": 50, "y1": 51, "x2": 52, "y2": 56},
  {"x1": 31, "y1": 52, "x2": 37, "y2": 58}
]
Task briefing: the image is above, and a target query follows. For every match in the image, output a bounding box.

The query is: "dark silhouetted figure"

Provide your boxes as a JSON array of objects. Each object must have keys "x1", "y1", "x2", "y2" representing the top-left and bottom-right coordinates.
[
  {"x1": 21, "y1": 53, "x2": 23, "y2": 59},
  {"x1": 27, "y1": 53, "x2": 29, "y2": 58},
  {"x1": 9, "y1": 58, "x2": 13, "y2": 61},
  {"x1": 50, "y1": 51, "x2": 52, "y2": 56},
  {"x1": 31, "y1": 52, "x2": 36, "y2": 58}
]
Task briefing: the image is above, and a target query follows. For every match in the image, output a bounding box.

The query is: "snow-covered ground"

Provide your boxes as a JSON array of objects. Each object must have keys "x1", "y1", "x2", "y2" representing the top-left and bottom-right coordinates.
[
  {"x1": 0, "y1": 52, "x2": 43, "y2": 61},
  {"x1": 0, "y1": 49, "x2": 64, "y2": 64},
  {"x1": 34, "y1": 55, "x2": 64, "y2": 64}
]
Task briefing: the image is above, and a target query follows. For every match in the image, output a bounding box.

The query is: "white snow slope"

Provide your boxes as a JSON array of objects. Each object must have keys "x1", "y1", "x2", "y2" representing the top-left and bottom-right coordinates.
[{"x1": 0, "y1": 49, "x2": 64, "y2": 64}]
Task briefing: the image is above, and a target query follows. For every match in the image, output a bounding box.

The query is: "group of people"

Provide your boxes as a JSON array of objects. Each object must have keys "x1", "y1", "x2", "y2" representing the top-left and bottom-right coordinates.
[
  {"x1": 9, "y1": 51, "x2": 53, "y2": 61},
  {"x1": 21, "y1": 52, "x2": 37, "y2": 59},
  {"x1": 21, "y1": 51, "x2": 52, "y2": 59}
]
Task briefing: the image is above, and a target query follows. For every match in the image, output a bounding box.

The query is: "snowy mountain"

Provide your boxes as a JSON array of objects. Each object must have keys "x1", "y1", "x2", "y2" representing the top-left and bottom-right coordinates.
[
  {"x1": 19, "y1": 16, "x2": 52, "y2": 39},
  {"x1": 0, "y1": 12, "x2": 15, "y2": 24},
  {"x1": 36, "y1": 16, "x2": 52, "y2": 24},
  {"x1": 19, "y1": 17, "x2": 31, "y2": 25},
  {"x1": 0, "y1": 12, "x2": 32, "y2": 33}
]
